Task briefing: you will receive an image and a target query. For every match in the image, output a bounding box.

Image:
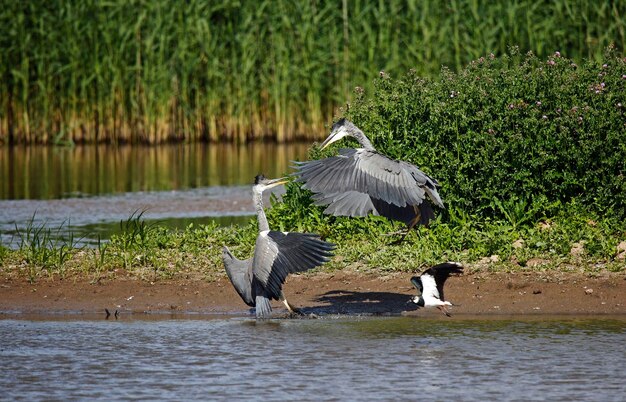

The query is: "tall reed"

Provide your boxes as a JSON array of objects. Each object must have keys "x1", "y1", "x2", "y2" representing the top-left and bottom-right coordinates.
[{"x1": 1, "y1": 0, "x2": 624, "y2": 144}]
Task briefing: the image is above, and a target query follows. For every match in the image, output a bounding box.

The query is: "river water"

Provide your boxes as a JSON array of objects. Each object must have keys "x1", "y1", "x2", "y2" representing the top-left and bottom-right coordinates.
[
  {"x1": 0, "y1": 143, "x2": 310, "y2": 247},
  {"x1": 1, "y1": 316, "x2": 624, "y2": 401}
]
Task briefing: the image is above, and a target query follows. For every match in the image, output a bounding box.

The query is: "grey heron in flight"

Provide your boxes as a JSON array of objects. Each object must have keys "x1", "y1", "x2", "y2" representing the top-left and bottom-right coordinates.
[
  {"x1": 293, "y1": 119, "x2": 443, "y2": 244},
  {"x1": 222, "y1": 175, "x2": 335, "y2": 319},
  {"x1": 410, "y1": 262, "x2": 463, "y2": 316}
]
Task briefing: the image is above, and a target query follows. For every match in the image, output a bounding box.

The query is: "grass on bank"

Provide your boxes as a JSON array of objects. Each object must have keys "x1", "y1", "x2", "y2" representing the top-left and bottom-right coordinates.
[{"x1": 0, "y1": 200, "x2": 624, "y2": 284}]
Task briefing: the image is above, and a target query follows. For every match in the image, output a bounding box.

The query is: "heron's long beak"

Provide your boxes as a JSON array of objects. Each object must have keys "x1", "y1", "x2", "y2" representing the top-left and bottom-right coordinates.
[
  {"x1": 319, "y1": 127, "x2": 346, "y2": 150},
  {"x1": 265, "y1": 177, "x2": 288, "y2": 189},
  {"x1": 319, "y1": 133, "x2": 335, "y2": 150}
]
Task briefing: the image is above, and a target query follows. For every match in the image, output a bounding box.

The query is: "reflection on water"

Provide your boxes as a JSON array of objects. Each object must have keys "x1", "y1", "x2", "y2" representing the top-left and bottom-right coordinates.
[
  {"x1": 0, "y1": 186, "x2": 269, "y2": 247},
  {"x1": 0, "y1": 143, "x2": 310, "y2": 246},
  {"x1": 0, "y1": 316, "x2": 624, "y2": 400},
  {"x1": 0, "y1": 143, "x2": 310, "y2": 199}
]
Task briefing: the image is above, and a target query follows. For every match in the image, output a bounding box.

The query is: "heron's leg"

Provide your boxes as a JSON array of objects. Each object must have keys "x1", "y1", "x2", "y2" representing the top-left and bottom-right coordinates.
[
  {"x1": 280, "y1": 294, "x2": 304, "y2": 316},
  {"x1": 390, "y1": 208, "x2": 422, "y2": 245},
  {"x1": 406, "y1": 207, "x2": 423, "y2": 232}
]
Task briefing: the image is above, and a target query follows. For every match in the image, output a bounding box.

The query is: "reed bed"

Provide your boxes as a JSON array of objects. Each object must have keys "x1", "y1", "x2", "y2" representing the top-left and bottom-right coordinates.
[{"x1": 1, "y1": 0, "x2": 624, "y2": 144}]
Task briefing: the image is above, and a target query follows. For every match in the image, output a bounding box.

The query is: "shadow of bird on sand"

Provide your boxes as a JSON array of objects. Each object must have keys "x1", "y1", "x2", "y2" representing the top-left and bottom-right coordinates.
[{"x1": 297, "y1": 290, "x2": 418, "y2": 316}]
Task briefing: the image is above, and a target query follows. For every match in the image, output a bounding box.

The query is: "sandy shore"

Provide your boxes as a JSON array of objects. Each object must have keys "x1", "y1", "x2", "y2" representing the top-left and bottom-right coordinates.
[{"x1": 1, "y1": 269, "x2": 625, "y2": 318}]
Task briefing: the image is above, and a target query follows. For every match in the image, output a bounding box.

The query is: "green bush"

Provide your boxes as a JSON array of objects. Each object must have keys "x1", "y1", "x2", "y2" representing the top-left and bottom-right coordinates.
[{"x1": 329, "y1": 47, "x2": 626, "y2": 221}]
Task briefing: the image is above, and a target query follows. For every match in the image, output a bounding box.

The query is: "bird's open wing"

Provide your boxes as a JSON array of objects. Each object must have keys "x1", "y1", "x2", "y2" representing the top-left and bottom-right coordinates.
[
  {"x1": 312, "y1": 191, "x2": 378, "y2": 217},
  {"x1": 312, "y1": 191, "x2": 435, "y2": 226},
  {"x1": 252, "y1": 231, "x2": 335, "y2": 300},
  {"x1": 419, "y1": 273, "x2": 441, "y2": 300},
  {"x1": 410, "y1": 276, "x2": 424, "y2": 296},
  {"x1": 423, "y1": 262, "x2": 464, "y2": 301},
  {"x1": 293, "y1": 148, "x2": 443, "y2": 209},
  {"x1": 222, "y1": 246, "x2": 254, "y2": 306}
]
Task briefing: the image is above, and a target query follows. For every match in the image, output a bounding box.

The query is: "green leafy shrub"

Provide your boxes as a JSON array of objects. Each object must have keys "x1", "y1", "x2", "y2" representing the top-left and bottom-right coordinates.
[
  {"x1": 331, "y1": 47, "x2": 626, "y2": 221},
  {"x1": 266, "y1": 49, "x2": 625, "y2": 271}
]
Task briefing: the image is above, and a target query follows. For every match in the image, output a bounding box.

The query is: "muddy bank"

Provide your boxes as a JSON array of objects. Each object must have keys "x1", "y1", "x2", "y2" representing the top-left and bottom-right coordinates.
[{"x1": 1, "y1": 270, "x2": 625, "y2": 318}]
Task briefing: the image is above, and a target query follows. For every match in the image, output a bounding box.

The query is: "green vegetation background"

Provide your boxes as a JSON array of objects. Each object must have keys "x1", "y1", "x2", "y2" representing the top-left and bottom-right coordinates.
[
  {"x1": 2, "y1": 49, "x2": 624, "y2": 281},
  {"x1": 1, "y1": 1, "x2": 624, "y2": 280},
  {"x1": 2, "y1": 0, "x2": 625, "y2": 144}
]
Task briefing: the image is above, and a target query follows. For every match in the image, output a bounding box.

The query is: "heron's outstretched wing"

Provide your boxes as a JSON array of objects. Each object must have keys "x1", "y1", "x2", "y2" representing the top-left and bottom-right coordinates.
[
  {"x1": 294, "y1": 148, "x2": 443, "y2": 209},
  {"x1": 222, "y1": 246, "x2": 254, "y2": 306},
  {"x1": 252, "y1": 231, "x2": 335, "y2": 300},
  {"x1": 422, "y1": 262, "x2": 464, "y2": 302},
  {"x1": 312, "y1": 191, "x2": 378, "y2": 217},
  {"x1": 312, "y1": 191, "x2": 435, "y2": 226}
]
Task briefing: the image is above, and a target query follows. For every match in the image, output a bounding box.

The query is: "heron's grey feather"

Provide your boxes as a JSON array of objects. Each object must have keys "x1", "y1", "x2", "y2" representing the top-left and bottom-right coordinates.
[
  {"x1": 223, "y1": 175, "x2": 335, "y2": 318},
  {"x1": 254, "y1": 290, "x2": 272, "y2": 318},
  {"x1": 252, "y1": 231, "x2": 335, "y2": 300},
  {"x1": 313, "y1": 191, "x2": 377, "y2": 217},
  {"x1": 221, "y1": 247, "x2": 254, "y2": 306},
  {"x1": 295, "y1": 148, "x2": 440, "y2": 209},
  {"x1": 313, "y1": 191, "x2": 435, "y2": 226}
]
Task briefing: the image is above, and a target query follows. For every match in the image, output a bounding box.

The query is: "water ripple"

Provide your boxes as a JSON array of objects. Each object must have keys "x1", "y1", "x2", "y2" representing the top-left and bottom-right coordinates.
[{"x1": 1, "y1": 317, "x2": 625, "y2": 401}]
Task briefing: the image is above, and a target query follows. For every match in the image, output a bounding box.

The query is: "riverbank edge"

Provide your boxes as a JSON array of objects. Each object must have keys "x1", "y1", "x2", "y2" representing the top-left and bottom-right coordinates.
[{"x1": 1, "y1": 269, "x2": 625, "y2": 317}]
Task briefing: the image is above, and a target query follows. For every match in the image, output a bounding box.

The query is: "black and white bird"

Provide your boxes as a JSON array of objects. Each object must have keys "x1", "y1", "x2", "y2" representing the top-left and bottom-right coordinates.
[
  {"x1": 410, "y1": 262, "x2": 464, "y2": 316},
  {"x1": 293, "y1": 119, "x2": 443, "y2": 244},
  {"x1": 222, "y1": 175, "x2": 335, "y2": 319}
]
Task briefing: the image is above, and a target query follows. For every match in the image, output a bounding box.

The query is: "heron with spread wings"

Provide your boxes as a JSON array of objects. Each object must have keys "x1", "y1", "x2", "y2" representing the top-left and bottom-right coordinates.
[
  {"x1": 222, "y1": 175, "x2": 335, "y2": 319},
  {"x1": 293, "y1": 119, "x2": 443, "y2": 244}
]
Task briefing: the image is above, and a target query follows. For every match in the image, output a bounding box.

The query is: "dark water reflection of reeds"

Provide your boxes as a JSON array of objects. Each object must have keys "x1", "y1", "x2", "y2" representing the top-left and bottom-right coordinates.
[
  {"x1": 0, "y1": 143, "x2": 311, "y2": 246},
  {"x1": 0, "y1": 143, "x2": 311, "y2": 200}
]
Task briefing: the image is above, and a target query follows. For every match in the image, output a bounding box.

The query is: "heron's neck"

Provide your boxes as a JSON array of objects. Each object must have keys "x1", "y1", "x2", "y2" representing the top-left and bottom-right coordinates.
[
  {"x1": 254, "y1": 192, "x2": 270, "y2": 232},
  {"x1": 353, "y1": 130, "x2": 375, "y2": 151}
]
